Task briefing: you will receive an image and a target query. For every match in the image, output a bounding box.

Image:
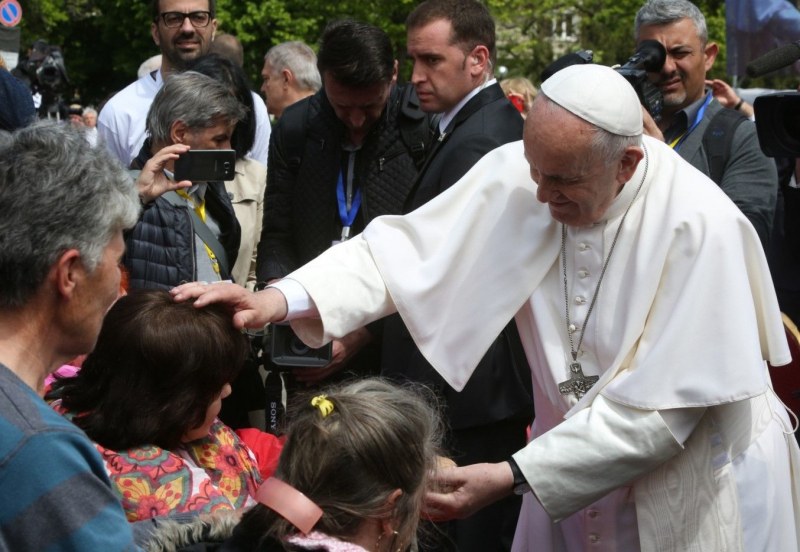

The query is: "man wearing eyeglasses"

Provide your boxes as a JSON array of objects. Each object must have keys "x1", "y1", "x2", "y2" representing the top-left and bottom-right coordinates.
[{"x1": 98, "y1": 0, "x2": 270, "y2": 168}]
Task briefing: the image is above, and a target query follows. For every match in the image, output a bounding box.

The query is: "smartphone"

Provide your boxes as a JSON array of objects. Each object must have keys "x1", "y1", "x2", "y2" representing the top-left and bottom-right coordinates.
[{"x1": 174, "y1": 149, "x2": 236, "y2": 182}]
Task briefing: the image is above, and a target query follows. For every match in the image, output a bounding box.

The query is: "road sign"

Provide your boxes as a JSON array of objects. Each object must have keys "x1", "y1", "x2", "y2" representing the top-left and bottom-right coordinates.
[{"x1": 0, "y1": 0, "x2": 22, "y2": 28}]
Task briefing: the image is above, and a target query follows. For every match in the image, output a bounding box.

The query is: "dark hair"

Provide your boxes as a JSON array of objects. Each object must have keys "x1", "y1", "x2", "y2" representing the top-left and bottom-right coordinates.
[
  {"x1": 231, "y1": 379, "x2": 444, "y2": 550},
  {"x1": 406, "y1": 0, "x2": 496, "y2": 63},
  {"x1": 317, "y1": 19, "x2": 394, "y2": 87},
  {"x1": 48, "y1": 290, "x2": 247, "y2": 450},
  {"x1": 187, "y1": 53, "x2": 255, "y2": 158},
  {"x1": 152, "y1": 0, "x2": 216, "y2": 19},
  {"x1": 209, "y1": 32, "x2": 244, "y2": 68}
]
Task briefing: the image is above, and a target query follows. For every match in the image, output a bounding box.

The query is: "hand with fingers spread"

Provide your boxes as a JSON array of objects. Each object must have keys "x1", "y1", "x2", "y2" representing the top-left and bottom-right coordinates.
[
  {"x1": 136, "y1": 143, "x2": 193, "y2": 204},
  {"x1": 171, "y1": 281, "x2": 289, "y2": 331}
]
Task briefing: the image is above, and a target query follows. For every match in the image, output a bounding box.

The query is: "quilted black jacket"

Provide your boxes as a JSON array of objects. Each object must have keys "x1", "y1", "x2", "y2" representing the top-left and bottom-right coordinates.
[{"x1": 256, "y1": 84, "x2": 426, "y2": 283}]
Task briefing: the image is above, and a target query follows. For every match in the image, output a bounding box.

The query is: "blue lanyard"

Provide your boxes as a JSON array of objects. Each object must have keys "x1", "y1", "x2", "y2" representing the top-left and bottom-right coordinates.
[
  {"x1": 671, "y1": 92, "x2": 713, "y2": 152},
  {"x1": 336, "y1": 170, "x2": 361, "y2": 240}
]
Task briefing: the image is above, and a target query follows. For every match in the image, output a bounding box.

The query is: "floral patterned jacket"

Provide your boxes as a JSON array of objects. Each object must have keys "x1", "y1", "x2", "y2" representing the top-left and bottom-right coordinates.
[{"x1": 51, "y1": 404, "x2": 262, "y2": 522}]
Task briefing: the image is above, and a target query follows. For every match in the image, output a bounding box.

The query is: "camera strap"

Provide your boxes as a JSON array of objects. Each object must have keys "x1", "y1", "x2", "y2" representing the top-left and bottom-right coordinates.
[{"x1": 163, "y1": 190, "x2": 231, "y2": 278}]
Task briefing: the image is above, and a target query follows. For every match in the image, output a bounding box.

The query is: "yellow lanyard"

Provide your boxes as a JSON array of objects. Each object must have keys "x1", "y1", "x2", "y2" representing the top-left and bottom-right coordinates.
[
  {"x1": 176, "y1": 189, "x2": 220, "y2": 275},
  {"x1": 668, "y1": 132, "x2": 685, "y2": 149}
]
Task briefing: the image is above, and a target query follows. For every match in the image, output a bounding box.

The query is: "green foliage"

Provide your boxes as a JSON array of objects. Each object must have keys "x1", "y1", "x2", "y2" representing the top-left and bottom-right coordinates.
[{"x1": 12, "y1": 0, "x2": 796, "y2": 106}]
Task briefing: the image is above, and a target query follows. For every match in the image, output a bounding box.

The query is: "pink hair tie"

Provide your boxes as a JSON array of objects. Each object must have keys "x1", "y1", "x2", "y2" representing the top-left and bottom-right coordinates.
[{"x1": 256, "y1": 477, "x2": 323, "y2": 534}]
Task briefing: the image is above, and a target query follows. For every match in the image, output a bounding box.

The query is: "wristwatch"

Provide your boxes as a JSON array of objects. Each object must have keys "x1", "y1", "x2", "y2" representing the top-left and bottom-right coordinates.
[{"x1": 507, "y1": 458, "x2": 531, "y2": 495}]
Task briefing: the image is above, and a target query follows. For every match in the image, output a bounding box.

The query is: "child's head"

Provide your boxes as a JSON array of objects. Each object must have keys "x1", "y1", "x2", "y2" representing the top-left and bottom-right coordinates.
[
  {"x1": 238, "y1": 378, "x2": 444, "y2": 550},
  {"x1": 50, "y1": 289, "x2": 248, "y2": 450}
]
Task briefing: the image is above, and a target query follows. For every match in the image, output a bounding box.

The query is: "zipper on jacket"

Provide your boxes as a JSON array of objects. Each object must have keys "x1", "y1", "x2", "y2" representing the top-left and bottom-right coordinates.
[
  {"x1": 186, "y1": 205, "x2": 197, "y2": 281},
  {"x1": 378, "y1": 148, "x2": 406, "y2": 172}
]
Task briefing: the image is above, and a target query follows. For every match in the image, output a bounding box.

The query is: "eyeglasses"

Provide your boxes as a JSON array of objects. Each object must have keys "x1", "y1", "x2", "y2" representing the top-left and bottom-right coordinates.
[{"x1": 156, "y1": 11, "x2": 212, "y2": 29}]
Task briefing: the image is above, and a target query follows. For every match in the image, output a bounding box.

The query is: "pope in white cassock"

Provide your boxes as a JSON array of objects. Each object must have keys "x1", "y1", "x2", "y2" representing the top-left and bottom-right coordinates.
[{"x1": 173, "y1": 64, "x2": 800, "y2": 551}]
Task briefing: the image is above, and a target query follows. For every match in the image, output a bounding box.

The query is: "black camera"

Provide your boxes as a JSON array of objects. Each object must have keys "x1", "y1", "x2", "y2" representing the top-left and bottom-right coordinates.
[
  {"x1": 15, "y1": 40, "x2": 69, "y2": 93},
  {"x1": 35, "y1": 48, "x2": 68, "y2": 91},
  {"x1": 269, "y1": 322, "x2": 333, "y2": 367},
  {"x1": 12, "y1": 40, "x2": 70, "y2": 119},
  {"x1": 541, "y1": 40, "x2": 667, "y2": 121},
  {"x1": 754, "y1": 93, "x2": 800, "y2": 158},
  {"x1": 614, "y1": 40, "x2": 667, "y2": 121}
]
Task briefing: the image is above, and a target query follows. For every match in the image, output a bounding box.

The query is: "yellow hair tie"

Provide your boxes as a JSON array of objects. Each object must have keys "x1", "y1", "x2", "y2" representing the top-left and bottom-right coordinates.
[{"x1": 311, "y1": 395, "x2": 335, "y2": 418}]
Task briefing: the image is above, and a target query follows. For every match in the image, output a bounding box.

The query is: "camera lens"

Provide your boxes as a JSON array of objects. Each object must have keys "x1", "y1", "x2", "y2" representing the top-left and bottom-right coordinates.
[{"x1": 289, "y1": 336, "x2": 310, "y2": 356}]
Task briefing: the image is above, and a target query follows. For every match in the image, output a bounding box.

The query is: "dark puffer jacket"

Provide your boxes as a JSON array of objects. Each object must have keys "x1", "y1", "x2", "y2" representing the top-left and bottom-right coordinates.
[
  {"x1": 124, "y1": 142, "x2": 241, "y2": 290},
  {"x1": 256, "y1": 84, "x2": 426, "y2": 283}
]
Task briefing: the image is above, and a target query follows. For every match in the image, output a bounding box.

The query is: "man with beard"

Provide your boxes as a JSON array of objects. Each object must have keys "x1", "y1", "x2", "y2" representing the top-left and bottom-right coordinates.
[
  {"x1": 635, "y1": 0, "x2": 777, "y2": 248},
  {"x1": 98, "y1": 0, "x2": 270, "y2": 166}
]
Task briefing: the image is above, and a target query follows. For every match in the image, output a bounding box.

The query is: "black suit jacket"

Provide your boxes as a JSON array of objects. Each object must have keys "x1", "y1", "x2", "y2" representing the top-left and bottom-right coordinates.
[
  {"x1": 405, "y1": 82, "x2": 524, "y2": 210},
  {"x1": 382, "y1": 83, "x2": 532, "y2": 430}
]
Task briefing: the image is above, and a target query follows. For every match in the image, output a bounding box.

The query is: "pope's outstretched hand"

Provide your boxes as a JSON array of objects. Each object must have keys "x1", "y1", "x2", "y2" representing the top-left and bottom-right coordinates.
[
  {"x1": 423, "y1": 462, "x2": 514, "y2": 522},
  {"x1": 171, "y1": 282, "x2": 288, "y2": 330}
]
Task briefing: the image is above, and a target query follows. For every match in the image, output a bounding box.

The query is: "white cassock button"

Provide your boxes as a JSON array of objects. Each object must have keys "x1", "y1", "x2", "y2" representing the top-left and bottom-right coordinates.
[
  {"x1": 578, "y1": 243, "x2": 590, "y2": 251},
  {"x1": 575, "y1": 296, "x2": 586, "y2": 305},
  {"x1": 568, "y1": 324, "x2": 578, "y2": 333},
  {"x1": 577, "y1": 270, "x2": 589, "y2": 279}
]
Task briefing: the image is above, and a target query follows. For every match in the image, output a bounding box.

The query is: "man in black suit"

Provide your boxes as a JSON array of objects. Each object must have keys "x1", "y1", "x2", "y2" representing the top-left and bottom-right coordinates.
[{"x1": 381, "y1": 1, "x2": 530, "y2": 550}]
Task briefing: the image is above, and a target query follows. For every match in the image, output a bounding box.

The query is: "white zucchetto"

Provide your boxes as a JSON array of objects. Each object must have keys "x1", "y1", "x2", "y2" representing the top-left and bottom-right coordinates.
[{"x1": 541, "y1": 64, "x2": 644, "y2": 137}]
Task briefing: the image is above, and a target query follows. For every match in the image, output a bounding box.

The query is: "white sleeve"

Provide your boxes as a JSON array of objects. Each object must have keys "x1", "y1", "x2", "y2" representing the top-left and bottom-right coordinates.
[
  {"x1": 513, "y1": 395, "x2": 704, "y2": 521},
  {"x1": 97, "y1": 109, "x2": 127, "y2": 166},
  {"x1": 285, "y1": 235, "x2": 396, "y2": 348},
  {"x1": 269, "y1": 278, "x2": 318, "y2": 319}
]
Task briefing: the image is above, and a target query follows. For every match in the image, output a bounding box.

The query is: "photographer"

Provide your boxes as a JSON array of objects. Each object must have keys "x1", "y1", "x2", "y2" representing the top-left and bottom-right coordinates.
[
  {"x1": 635, "y1": 0, "x2": 777, "y2": 248},
  {"x1": 12, "y1": 39, "x2": 70, "y2": 120}
]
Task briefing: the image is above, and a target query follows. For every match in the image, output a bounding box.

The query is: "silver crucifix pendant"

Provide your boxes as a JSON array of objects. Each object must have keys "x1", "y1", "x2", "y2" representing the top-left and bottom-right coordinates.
[{"x1": 558, "y1": 361, "x2": 599, "y2": 400}]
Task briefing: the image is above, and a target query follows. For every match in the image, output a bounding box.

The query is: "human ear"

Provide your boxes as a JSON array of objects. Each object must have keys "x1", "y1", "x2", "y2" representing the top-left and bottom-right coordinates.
[
  {"x1": 617, "y1": 146, "x2": 645, "y2": 184},
  {"x1": 151, "y1": 22, "x2": 160, "y2": 48},
  {"x1": 53, "y1": 249, "x2": 84, "y2": 299},
  {"x1": 170, "y1": 120, "x2": 188, "y2": 145},
  {"x1": 704, "y1": 42, "x2": 719, "y2": 72},
  {"x1": 469, "y1": 45, "x2": 490, "y2": 75},
  {"x1": 380, "y1": 489, "x2": 404, "y2": 534}
]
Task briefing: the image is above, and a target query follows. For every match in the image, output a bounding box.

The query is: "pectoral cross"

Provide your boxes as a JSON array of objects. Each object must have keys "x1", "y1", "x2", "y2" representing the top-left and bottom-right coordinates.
[{"x1": 558, "y1": 361, "x2": 599, "y2": 400}]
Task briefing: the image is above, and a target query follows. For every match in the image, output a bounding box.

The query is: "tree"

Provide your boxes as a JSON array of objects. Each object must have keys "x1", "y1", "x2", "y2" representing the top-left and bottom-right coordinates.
[
  {"x1": 16, "y1": 0, "x2": 419, "y2": 105},
  {"x1": 14, "y1": 0, "x2": 790, "y2": 106}
]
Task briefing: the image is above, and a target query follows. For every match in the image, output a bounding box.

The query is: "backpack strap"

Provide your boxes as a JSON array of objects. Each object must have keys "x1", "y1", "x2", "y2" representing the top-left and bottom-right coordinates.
[
  {"x1": 397, "y1": 84, "x2": 431, "y2": 170},
  {"x1": 162, "y1": 190, "x2": 231, "y2": 278},
  {"x1": 702, "y1": 107, "x2": 748, "y2": 186}
]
